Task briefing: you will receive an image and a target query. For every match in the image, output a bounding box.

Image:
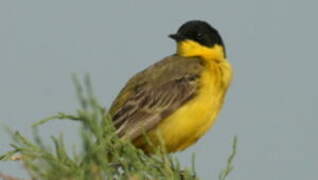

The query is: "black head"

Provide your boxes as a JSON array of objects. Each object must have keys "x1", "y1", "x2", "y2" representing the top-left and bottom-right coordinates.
[{"x1": 169, "y1": 20, "x2": 225, "y2": 48}]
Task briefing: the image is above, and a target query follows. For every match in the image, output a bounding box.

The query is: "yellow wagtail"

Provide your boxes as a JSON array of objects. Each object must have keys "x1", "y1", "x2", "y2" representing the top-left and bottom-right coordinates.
[{"x1": 110, "y1": 20, "x2": 233, "y2": 153}]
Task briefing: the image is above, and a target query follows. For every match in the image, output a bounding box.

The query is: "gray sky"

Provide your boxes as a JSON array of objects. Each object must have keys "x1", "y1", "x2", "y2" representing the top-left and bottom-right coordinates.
[{"x1": 1, "y1": 0, "x2": 317, "y2": 179}]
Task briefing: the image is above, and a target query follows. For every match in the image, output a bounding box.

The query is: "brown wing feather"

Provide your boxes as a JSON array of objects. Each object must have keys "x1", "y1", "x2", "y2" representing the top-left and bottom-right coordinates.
[{"x1": 109, "y1": 55, "x2": 204, "y2": 140}]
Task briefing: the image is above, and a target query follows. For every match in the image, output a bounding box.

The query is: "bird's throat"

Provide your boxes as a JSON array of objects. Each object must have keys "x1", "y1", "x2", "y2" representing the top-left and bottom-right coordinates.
[{"x1": 177, "y1": 40, "x2": 225, "y2": 62}]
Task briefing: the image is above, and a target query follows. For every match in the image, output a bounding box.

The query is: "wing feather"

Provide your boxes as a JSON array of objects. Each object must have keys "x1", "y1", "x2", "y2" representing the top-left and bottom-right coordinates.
[{"x1": 109, "y1": 55, "x2": 204, "y2": 140}]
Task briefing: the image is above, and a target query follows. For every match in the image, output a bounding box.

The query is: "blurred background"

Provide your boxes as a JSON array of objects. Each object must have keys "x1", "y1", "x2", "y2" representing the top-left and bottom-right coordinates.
[{"x1": 0, "y1": 0, "x2": 317, "y2": 179}]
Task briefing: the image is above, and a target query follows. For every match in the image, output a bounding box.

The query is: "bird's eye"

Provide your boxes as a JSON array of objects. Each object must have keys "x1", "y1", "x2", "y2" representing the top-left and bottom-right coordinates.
[{"x1": 196, "y1": 33, "x2": 203, "y2": 40}]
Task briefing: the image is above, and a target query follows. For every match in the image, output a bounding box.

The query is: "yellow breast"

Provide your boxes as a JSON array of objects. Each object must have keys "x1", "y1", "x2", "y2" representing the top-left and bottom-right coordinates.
[
  {"x1": 155, "y1": 62, "x2": 231, "y2": 152},
  {"x1": 133, "y1": 40, "x2": 232, "y2": 153}
]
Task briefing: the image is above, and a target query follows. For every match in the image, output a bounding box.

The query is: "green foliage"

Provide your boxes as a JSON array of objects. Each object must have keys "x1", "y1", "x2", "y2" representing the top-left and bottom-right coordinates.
[
  {"x1": 0, "y1": 76, "x2": 237, "y2": 180},
  {"x1": 218, "y1": 136, "x2": 237, "y2": 180}
]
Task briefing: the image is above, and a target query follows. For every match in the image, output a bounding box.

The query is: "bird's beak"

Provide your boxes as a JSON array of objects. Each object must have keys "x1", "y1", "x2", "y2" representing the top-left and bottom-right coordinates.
[{"x1": 169, "y1": 33, "x2": 184, "y2": 41}]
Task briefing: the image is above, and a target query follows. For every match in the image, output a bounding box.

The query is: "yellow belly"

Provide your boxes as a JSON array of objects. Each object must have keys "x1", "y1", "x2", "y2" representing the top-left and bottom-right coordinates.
[{"x1": 133, "y1": 61, "x2": 231, "y2": 153}]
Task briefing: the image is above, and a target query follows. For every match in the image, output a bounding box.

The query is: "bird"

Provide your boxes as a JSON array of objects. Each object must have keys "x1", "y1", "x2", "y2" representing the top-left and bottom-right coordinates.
[{"x1": 109, "y1": 20, "x2": 233, "y2": 154}]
